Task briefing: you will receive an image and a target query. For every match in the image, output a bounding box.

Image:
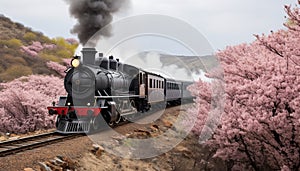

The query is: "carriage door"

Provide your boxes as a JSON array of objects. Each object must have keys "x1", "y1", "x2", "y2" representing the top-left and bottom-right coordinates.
[{"x1": 139, "y1": 72, "x2": 146, "y2": 97}]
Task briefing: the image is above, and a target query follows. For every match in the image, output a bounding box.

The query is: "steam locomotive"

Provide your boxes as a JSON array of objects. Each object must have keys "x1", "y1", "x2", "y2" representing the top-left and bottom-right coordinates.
[{"x1": 47, "y1": 48, "x2": 193, "y2": 133}]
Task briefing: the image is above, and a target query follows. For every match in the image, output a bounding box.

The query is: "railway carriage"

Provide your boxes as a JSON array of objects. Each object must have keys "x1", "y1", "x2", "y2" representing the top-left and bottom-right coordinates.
[
  {"x1": 147, "y1": 73, "x2": 165, "y2": 105},
  {"x1": 181, "y1": 81, "x2": 194, "y2": 103},
  {"x1": 165, "y1": 79, "x2": 182, "y2": 105}
]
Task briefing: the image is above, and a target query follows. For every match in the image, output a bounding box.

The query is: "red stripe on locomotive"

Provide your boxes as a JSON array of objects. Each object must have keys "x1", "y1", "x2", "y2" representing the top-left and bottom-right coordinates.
[{"x1": 47, "y1": 106, "x2": 101, "y2": 116}]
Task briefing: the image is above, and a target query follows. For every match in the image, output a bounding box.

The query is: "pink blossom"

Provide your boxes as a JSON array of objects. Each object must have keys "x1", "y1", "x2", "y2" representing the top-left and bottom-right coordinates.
[
  {"x1": 0, "y1": 75, "x2": 65, "y2": 134},
  {"x1": 29, "y1": 41, "x2": 44, "y2": 52},
  {"x1": 46, "y1": 61, "x2": 67, "y2": 77},
  {"x1": 20, "y1": 46, "x2": 38, "y2": 57},
  {"x1": 65, "y1": 38, "x2": 78, "y2": 45},
  {"x1": 62, "y1": 58, "x2": 72, "y2": 66},
  {"x1": 190, "y1": 1, "x2": 300, "y2": 170},
  {"x1": 43, "y1": 43, "x2": 57, "y2": 50},
  {"x1": 20, "y1": 41, "x2": 57, "y2": 57}
]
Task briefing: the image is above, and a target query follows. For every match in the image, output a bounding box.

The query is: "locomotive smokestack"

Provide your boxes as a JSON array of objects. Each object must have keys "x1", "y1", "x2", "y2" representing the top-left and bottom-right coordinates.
[
  {"x1": 65, "y1": 0, "x2": 130, "y2": 47},
  {"x1": 82, "y1": 48, "x2": 97, "y2": 65}
]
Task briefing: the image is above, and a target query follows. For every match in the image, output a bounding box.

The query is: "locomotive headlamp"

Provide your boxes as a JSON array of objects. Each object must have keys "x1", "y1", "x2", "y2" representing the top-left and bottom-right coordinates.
[{"x1": 71, "y1": 58, "x2": 80, "y2": 68}]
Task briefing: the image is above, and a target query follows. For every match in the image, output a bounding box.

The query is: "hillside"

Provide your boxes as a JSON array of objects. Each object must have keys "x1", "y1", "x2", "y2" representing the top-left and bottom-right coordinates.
[
  {"x1": 0, "y1": 15, "x2": 218, "y2": 82},
  {"x1": 160, "y1": 54, "x2": 219, "y2": 73},
  {"x1": 0, "y1": 14, "x2": 78, "y2": 82},
  {"x1": 127, "y1": 52, "x2": 219, "y2": 81}
]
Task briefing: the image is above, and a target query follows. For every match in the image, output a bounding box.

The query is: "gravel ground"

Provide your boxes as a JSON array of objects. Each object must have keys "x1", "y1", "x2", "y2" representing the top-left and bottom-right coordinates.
[
  {"x1": 0, "y1": 136, "x2": 92, "y2": 171},
  {"x1": 0, "y1": 104, "x2": 225, "y2": 171},
  {"x1": 0, "y1": 129, "x2": 56, "y2": 142}
]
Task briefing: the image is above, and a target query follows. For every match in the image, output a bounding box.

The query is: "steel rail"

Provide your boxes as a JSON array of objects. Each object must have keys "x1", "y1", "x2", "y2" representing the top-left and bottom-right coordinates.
[{"x1": 0, "y1": 132, "x2": 83, "y2": 157}]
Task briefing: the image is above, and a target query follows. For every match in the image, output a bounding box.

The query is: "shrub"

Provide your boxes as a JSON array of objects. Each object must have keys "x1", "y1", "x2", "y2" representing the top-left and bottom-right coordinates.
[
  {"x1": 3, "y1": 54, "x2": 27, "y2": 66},
  {"x1": 56, "y1": 49, "x2": 73, "y2": 59},
  {"x1": 23, "y1": 32, "x2": 37, "y2": 42},
  {"x1": 3, "y1": 39, "x2": 23, "y2": 48},
  {"x1": 0, "y1": 65, "x2": 32, "y2": 82},
  {"x1": 52, "y1": 37, "x2": 78, "y2": 56},
  {"x1": 0, "y1": 54, "x2": 28, "y2": 70},
  {"x1": 39, "y1": 53, "x2": 61, "y2": 62}
]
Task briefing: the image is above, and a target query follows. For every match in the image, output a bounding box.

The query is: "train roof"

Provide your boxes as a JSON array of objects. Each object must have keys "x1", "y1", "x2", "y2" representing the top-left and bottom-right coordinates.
[{"x1": 122, "y1": 63, "x2": 194, "y2": 83}]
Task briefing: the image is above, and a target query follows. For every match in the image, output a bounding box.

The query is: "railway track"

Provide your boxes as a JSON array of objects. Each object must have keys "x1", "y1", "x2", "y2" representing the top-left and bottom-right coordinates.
[
  {"x1": 0, "y1": 104, "x2": 191, "y2": 158},
  {"x1": 0, "y1": 132, "x2": 84, "y2": 157}
]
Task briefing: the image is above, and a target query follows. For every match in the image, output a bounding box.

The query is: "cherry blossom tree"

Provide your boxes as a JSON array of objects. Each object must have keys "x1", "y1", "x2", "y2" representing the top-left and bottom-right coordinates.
[
  {"x1": 0, "y1": 75, "x2": 65, "y2": 134},
  {"x1": 255, "y1": 4, "x2": 300, "y2": 70},
  {"x1": 46, "y1": 61, "x2": 67, "y2": 77},
  {"x1": 20, "y1": 46, "x2": 38, "y2": 57},
  {"x1": 65, "y1": 38, "x2": 79, "y2": 45},
  {"x1": 190, "y1": 2, "x2": 300, "y2": 170},
  {"x1": 20, "y1": 41, "x2": 57, "y2": 57}
]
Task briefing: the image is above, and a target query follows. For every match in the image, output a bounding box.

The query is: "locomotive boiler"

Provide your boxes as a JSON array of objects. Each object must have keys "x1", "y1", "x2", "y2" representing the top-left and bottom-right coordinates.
[{"x1": 64, "y1": 48, "x2": 130, "y2": 102}]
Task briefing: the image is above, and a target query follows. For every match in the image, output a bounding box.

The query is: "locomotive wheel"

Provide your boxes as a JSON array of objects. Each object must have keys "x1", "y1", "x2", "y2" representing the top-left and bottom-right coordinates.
[
  {"x1": 55, "y1": 115, "x2": 61, "y2": 128},
  {"x1": 114, "y1": 113, "x2": 122, "y2": 124},
  {"x1": 90, "y1": 115, "x2": 103, "y2": 131},
  {"x1": 121, "y1": 116, "x2": 128, "y2": 122},
  {"x1": 102, "y1": 111, "x2": 111, "y2": 124},
  {"x1": 108, "y1": 121, "x2": 114, "y2": 127},
  {"x1": 102, "y1": 111, "x2": 116, "y2": 127}
]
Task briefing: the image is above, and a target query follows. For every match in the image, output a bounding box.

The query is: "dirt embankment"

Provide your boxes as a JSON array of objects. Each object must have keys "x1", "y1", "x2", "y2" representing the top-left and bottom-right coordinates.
[{"x1": 1, "y1": 105, "x2": 225, "y2": 171}]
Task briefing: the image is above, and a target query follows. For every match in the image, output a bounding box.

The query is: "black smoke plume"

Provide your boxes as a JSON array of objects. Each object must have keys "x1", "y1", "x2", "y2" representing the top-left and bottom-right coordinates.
[{"x1": 65, "y1": 0, "x2": 129, "y2": 47}]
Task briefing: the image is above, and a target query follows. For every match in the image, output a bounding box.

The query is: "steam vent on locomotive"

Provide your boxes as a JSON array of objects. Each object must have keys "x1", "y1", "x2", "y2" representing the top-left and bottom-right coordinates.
[{"x1": 47, "y1": 48, "x2": 193, "y2": 133}]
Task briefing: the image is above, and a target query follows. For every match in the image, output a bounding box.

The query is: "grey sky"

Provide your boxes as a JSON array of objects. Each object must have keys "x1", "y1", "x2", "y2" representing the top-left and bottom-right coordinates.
[{"x1": 0, "y1": 0, "x2": 296, "y2": 51}]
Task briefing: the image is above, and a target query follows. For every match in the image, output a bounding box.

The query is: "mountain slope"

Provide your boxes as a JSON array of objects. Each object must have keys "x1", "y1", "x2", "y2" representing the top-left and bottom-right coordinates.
[{"x1": 0, "y1": 14, "x2": 78, "y2": 82}]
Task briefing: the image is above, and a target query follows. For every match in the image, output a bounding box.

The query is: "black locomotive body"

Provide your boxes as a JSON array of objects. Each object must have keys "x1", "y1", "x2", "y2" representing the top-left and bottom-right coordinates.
[{"x1": 48, "y1": 48, "x2": 193, "y2": 133}]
